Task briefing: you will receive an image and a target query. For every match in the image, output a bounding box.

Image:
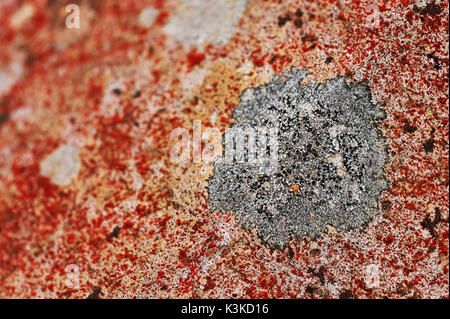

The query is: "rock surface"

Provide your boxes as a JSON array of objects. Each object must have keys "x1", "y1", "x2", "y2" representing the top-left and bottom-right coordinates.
[{"x1": 0, "y1": 0, "x2": 448, "y2": 299}]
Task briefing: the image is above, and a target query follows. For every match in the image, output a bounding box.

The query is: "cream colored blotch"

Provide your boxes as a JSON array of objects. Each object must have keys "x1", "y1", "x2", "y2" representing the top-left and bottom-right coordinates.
[{"x1": 40, "y1": 144, "x2": 81, "y2": 186}]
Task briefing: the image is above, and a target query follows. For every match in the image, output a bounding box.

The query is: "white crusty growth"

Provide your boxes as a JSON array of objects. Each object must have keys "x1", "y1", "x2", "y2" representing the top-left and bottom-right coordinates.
[
  {"x1": 40, "y1": 144, "x2": 81, "y2": 186},
  {"x1": 164, "y1": 0, "x2": 248, "y2": 47}
]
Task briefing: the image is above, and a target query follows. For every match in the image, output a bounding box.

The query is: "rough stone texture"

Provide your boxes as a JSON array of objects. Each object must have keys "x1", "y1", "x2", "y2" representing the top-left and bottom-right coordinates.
[
  {"x1": 0, "y1": 0, "x2": 448, "y2": 299},
  {"x1": 208, "y1": 67, "x2": 388, "y2": 248}
]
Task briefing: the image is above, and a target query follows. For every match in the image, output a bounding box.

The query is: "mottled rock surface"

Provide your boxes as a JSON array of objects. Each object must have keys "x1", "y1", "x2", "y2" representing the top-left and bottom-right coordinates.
[{"x1": 0, "y1": 0, "x2": 447, "y2": 299}]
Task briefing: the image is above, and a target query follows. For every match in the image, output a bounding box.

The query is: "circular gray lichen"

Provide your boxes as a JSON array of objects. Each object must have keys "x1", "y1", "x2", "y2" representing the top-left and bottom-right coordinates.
[{"x1": 207, "y1": 67, "x2": 389, "y2": 249}]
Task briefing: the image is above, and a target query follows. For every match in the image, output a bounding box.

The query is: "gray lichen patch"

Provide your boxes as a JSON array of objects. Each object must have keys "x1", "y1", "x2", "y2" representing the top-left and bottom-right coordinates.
[{"x1": 207, "y1": 67, "x2": 389, "y2": 249}]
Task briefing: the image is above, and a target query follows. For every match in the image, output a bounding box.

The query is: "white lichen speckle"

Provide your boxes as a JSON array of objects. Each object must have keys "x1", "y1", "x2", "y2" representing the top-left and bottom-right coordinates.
[
  {"x1": 164, "y1": 0, "x2": 247, "y2": 47},
  {"x1": 40, "y1": 144, "x2": 81, "y2": 186},
  {"x1": 9, "y1": 3, "x2": 35, "y2": 29},
  {"x1": 0, "y1": 55, "x2": 25, "y2": 97},
  {"x1": 138, "y1": 7, "x2": 159, "y2": 28}
]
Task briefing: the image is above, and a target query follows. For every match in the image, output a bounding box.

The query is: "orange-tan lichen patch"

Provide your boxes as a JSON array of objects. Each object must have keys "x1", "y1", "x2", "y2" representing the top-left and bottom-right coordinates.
[
  {"x1": 166, "y1": 62, "x2": 248, "y2": 184},
  {"x1": 164, "y1": 62, "x2": 248, "y2": 236},
  {"x1": 288, "y1": 184, "x2": 302, "y2": 196}
]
